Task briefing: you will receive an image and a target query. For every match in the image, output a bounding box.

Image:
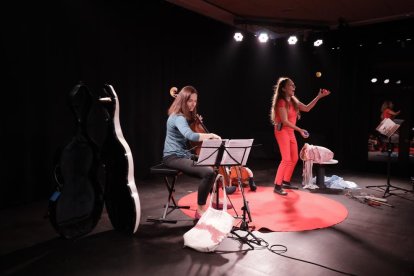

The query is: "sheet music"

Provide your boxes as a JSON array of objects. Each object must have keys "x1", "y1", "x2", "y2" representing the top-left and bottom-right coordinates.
[
  {"x1": 221, "y1": 139, "x2": 254, "y2": 166},
  {"x1": 195, "y1": 139, "x2": 253, "y2": 166},
  {"x1": 195, "y1": 139, "x2": 228, "y2": 166},
  {"x1": 376, "y1": 118, "x2": 400, "y2": 137}
]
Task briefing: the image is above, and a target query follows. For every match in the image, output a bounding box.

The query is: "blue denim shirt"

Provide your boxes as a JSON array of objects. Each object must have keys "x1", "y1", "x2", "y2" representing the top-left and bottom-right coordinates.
[{"x1": 163, "y1": 114, "x2": 200, "y2": 158}]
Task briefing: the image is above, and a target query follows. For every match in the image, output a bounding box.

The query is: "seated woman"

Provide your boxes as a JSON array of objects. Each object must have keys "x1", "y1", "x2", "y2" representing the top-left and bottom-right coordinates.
[{"x1": 163, "y1": 86, "x2": 221, "y2": 219}]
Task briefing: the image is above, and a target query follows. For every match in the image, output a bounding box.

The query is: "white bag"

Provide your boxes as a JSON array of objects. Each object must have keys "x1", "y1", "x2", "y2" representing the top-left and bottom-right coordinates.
[{"x1": 183, "y1": 174, "x2": 235, "y2": 252}]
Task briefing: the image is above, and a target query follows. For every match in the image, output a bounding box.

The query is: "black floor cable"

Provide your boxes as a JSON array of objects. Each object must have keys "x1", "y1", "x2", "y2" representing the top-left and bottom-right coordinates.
[
  {"x1": 267, "y1": 244, "x2": 357, "y2": 276},
  {"x1": 228, "y1": 234, "x2": 357, "y2": 276}
]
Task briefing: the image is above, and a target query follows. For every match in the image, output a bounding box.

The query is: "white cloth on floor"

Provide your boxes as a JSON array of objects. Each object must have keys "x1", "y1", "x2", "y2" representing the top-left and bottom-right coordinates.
[{"x1": 304, "y1": 175, "x2": 359, "y2": 189}]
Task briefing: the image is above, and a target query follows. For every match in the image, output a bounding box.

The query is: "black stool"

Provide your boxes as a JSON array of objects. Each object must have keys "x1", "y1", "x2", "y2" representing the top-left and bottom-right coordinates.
[
  {"x1": 146, "y1": 163, "x2": 190, "y2": 223},
  {"x1": 314, "y1": 159, "x2": 339, "y2": 188}
]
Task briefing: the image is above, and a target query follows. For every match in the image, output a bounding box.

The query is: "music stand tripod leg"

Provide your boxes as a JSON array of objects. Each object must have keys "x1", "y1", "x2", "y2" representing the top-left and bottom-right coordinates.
[
  {"x1": 366, "y1": 137, "x2": 413, "y2": 198},
  {"x1": 230, "y1": 167, "x2": 262, "y2": 248}
]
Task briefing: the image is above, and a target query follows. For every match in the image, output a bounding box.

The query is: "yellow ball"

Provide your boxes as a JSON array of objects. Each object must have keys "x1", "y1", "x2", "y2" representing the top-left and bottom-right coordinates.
[{"x1": 316, "y1": 71, "x2": 322, "y2": 78}]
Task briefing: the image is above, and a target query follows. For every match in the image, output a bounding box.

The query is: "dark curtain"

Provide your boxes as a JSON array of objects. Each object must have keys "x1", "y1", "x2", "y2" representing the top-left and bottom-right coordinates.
[{"x1": 1, "y1": 0, "x2": 412, "y2": 208}]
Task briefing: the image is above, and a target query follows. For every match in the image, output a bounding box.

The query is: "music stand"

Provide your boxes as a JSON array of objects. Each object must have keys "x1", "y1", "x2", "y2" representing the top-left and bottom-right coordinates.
[
  {"x1": 195, "y1": 139, "x2": 263, "y2": 249},
  {"x1": 367, "y1": 119, "x2": 412, "y2": 197}
]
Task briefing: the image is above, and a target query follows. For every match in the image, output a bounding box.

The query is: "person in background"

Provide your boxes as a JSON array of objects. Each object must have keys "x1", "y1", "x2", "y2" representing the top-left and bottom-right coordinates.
[
  {"x1": 380, "y1": 100, "x2": 400, "y2": 120},
  {"x1": 163, "y1": 86, "x2": 221, "y2": 219},
  {"x1": 379, "y1": 100, "x2": 401, "y2": 149},
  {"x1": 270, "y1": 77, "x2": 331, "y2": 195}
]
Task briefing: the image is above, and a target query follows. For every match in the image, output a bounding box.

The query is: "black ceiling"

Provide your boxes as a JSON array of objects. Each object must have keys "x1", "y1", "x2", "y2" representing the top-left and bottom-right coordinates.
[{"x1": 166, "y1": 0, "x2": 414, "y2": 38}]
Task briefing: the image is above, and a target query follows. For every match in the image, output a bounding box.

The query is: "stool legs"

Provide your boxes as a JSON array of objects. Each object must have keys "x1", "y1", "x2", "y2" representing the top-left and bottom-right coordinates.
[
  {"x1": 161, "y1": 175, "x2": 190, "y2": 219},
  {"x1": 316, "y1": 164, "x2": 326, "y2": 188},
  {"x1": 147, "y1": 174, "x2": 190, "y2": 224}
]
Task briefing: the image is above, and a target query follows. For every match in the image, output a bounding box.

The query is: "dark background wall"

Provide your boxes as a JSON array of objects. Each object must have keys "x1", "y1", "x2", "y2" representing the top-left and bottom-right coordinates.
[{"x1": 1, "y1": 1, "x2": 413, "y2": 208}]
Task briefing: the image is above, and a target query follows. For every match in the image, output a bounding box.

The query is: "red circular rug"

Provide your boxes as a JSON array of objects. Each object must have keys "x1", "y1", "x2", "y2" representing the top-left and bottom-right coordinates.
[{"x1": 178, "y1": 186, "x2": 348, "y2": 232}]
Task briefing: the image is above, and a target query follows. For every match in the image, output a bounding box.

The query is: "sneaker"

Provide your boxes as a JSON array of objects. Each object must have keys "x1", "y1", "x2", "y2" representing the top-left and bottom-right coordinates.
[
  {"x1": 274, "y1": 185, "x2": 288, "y2": 195},
  {"x1": 249, "y1": 178, "x2": 257, "y2": 191}
]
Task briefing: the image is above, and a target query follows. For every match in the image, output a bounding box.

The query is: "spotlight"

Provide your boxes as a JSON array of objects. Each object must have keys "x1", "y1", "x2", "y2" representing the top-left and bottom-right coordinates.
[
  {"x1": 384, "y1": 79, "x2": 390, "y2": 84},
  {"x1": 313, "y1": 39, "x2": 323, "y2": 47},
  {"x1": 316, "y1": 71, "x2": 322, "y2": 78},
  {"x1": 234, "y1": 32, "x2": 243, "y2": 42},
  {"x1": 258, "y1": 32, "x2": 269, "y2": 43},
  {"x1": 288, "y1": 36, "x2": 298, "y2": 45},
  {"x1": 371, "y1": 78, "x2": 378, "y2": 83},
  {"x1": 396, "y1": 80, "x2": 402, "y2": 84}
]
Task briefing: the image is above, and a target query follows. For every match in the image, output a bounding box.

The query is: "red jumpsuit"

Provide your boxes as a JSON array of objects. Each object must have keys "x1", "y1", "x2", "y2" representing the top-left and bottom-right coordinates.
[
  {"x1": 274, "y1": 99, "x2": 299, "y2": 185},
  {"x1": 381, "y1": 108, "x2": 392, "y2": 119}
]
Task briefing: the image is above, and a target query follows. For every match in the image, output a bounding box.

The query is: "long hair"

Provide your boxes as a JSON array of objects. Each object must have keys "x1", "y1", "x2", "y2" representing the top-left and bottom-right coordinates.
[
  {"x1": 168, "y1": 86, "x2": 198, "y2": 121},
  {"x1": 270, "y1": 77, "x2": 299, "y2": 125},
  {"x1": 380, "y1": 100, "x2": 393, "y2": 112}
]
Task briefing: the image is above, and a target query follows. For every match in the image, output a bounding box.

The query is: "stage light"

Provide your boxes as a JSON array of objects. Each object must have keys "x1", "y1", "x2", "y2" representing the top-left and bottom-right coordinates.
[
  {"x1": 384, "y1": 79, "x2": 390, "y2": 84},
  {"x1": 371, "y1": 78, "x2": 378, "y2": 83},
  {"x1": 288, "y1": 36, "x2": 298, "y2": 45},
  {"x1": 316, "y1": 71, "x2": 322, "y2": 78},
  {"x1": 258, "y1": 32, "x2": 269, "y2": 43},
  {"x1": 313, "y1": 39, "x2": 323, "y2": 47},
  {"x1": 396, "y1": 80, "x2": 402, "y2": 84},
  {"x1": 234, "y1": 32, "x2": 243, "y2": 42}
]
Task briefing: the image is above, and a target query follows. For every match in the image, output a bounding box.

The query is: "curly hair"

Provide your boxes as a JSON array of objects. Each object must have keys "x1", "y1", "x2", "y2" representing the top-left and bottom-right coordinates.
[{"x1": 270, "y1": 77, "x2": 299, "y2": 125}]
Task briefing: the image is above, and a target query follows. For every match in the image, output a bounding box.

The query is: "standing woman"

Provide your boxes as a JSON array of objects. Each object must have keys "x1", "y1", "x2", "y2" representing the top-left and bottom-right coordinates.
[
  {"x1": 270, "y1": 77, "x2": 331, "y2": 195},
  {"x1": 163, "y1": 86, "x2": 221, "y2": 218},
  {"x1": 380, "y1": 100, "x2": 400, "y2": 120}
]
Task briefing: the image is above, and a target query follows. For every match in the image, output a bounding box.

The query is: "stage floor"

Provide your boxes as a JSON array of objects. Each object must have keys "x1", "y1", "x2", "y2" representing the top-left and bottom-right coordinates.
[{"x1": 1, "y1": 159, "x2": 413, "y2": 276}]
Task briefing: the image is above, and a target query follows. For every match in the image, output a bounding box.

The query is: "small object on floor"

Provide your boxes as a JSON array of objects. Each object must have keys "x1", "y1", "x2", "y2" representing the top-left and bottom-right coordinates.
[
  {"x1": 345, "y1": 191, "x2": 394, "y2": 208},
  {"x1": 249, "y1": 178, "x2": 257, "y2": 191},
  {"x1": 273, "y1": 185, "x2": 287, "y2": 195},
  {"x1": 225, "y1": 186, "x2": 237, "y2": 194}
]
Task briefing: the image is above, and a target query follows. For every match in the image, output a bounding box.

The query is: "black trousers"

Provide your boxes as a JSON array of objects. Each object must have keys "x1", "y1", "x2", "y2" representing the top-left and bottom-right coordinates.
[{"x1": 163, "y1": 155, "x2": 215, "y2": 205}]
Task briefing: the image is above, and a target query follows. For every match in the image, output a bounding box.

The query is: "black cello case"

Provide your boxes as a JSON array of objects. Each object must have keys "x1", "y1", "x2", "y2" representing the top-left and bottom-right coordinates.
[
  {"x1": 49, "y1": 83, "x2": 140, "y2": 239},
  {"x1": 49, "y1": 83, "x2": 104, "y2": 239}
]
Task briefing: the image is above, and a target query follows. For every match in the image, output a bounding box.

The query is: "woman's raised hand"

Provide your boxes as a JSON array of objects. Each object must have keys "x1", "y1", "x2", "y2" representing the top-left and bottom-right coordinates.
[{"x1": 318, "y1": 88, "x2": 331, "y2": 98}]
